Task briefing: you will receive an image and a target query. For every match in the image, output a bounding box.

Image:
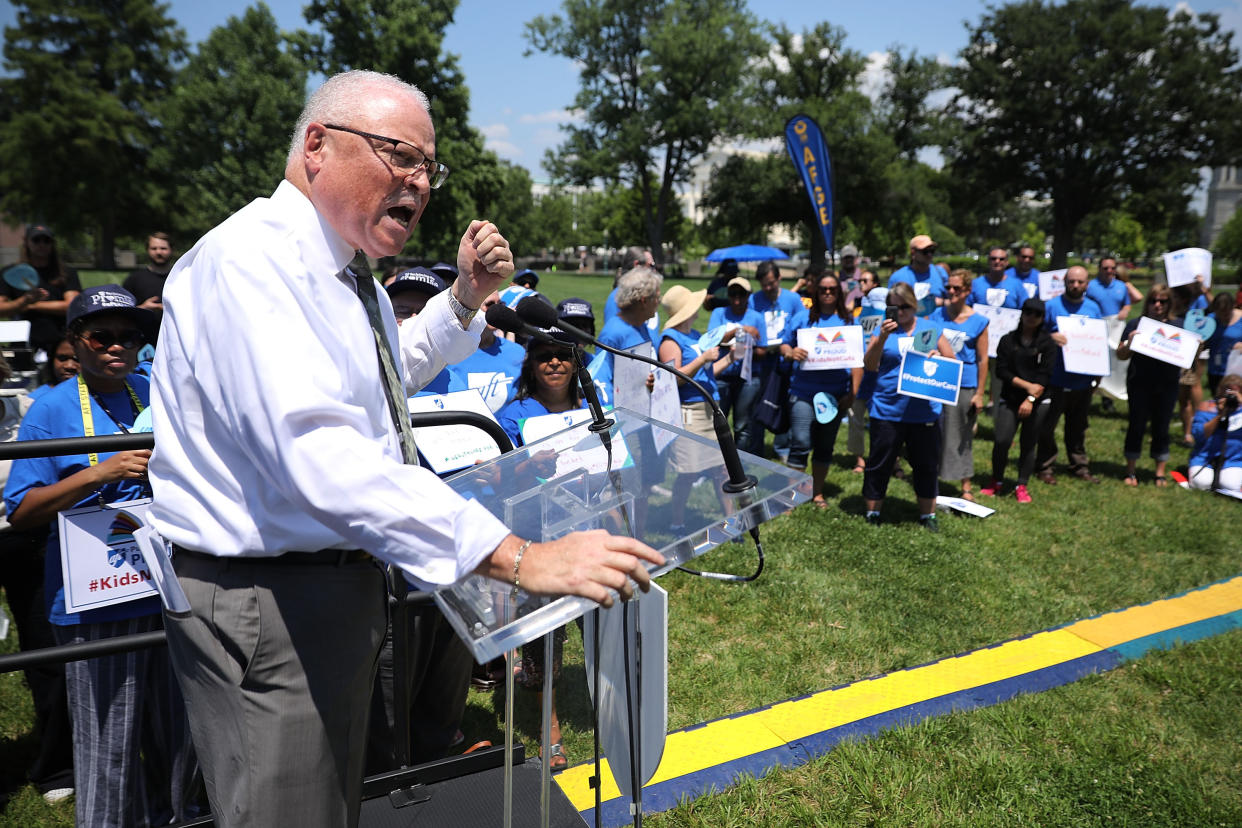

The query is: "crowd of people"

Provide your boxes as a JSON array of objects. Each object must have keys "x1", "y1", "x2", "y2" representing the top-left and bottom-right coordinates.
[{"x1": 0, "y1": 70, "x2": 1238, "y2": 827}]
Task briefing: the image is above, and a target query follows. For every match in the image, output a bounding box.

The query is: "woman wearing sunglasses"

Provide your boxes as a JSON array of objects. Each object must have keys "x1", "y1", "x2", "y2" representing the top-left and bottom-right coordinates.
[
  {"x1": 930, "y1": 269, "x2": 989, "y2": 501},
  {"x1": 983, "y1": 297, "x2": 1056, "y2": 502},
  {"x1": 495, "y1": 329, "x2": 590, "y2": 773},
  {"x1": 1116, "y1": 285, "x2": 1184, "y2": 486},
  {"x1": 862, "y1": 282, "x2": 955, "y2": 530},
  {"x1": 4, "y1": 285, "x2": 199, "y2": 827}
]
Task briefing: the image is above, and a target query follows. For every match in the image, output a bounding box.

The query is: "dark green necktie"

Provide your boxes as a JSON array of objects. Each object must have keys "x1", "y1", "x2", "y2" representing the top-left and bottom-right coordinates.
[{"x1": 348, "y1": 252, "x2": 420, "y2": 466}]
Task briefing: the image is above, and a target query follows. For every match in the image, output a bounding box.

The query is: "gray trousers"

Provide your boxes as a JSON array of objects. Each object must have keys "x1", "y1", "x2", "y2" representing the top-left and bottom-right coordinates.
[{"x1": 166, "y1": 552, "x2": 387, "y2": 828}]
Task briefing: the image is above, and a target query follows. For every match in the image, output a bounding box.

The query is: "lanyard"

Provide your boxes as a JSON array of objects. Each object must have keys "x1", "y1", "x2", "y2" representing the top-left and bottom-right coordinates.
[{"x1": 77, "y1": 375, "x2": 144, "y2": 467}]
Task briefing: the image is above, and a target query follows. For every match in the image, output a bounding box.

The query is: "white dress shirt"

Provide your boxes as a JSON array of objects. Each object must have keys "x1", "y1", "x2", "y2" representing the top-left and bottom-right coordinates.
[{"x1": 149, "y1": 180, "x2": 511, "y2": 589}]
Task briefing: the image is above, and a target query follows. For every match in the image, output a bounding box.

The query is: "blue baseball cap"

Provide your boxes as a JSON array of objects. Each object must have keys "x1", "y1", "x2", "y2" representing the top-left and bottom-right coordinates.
[{"x1": 386, "y1": 267, "x2": 447, "y2": 299}]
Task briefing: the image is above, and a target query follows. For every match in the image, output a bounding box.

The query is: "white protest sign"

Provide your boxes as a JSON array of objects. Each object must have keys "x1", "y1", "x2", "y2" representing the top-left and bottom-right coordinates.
[
  {"x1": 614, "y1": 342, "x2": 655, "y2": 416},
  {"x1": 1127, "y1": 317, "x2": 1202, "y2": 369},
  {"x1": 59, "y1": 499, "x2": 158, "y2": 614},
  {"x1": 520, "y1": 408, "x2": 633, "y2": 476},
  {"x1": 1097, "y1": 318, "x2": 1130, "y2": 402},
  {"x1": 974, "y1": 306, "x2": 1021, "y2": 357},
  {"x1": 1057, "y1": 316, "x2": 1111, "y2": 376},
  {"x1": 796, "y1": 325, "x2": 864, "y2": 370},
  {"x1": 407, "y1": 389, "x2": 503, "y2": 474},
  {"x1": 936, "y1": 495, "x2": 996, "y2": 518},
  {"x1": 649, "y1": 369, "x2": 680, "y2": 452},
  {"x1": 1163, "y1": 247, "x2": 1213, "y2": 289},
  {"x1": 1227, "y1": 349, "x2": 1242, "y2": 379},
  {"x1": 1039, "y1": 268, "x2": 1067, "y2": 301}
]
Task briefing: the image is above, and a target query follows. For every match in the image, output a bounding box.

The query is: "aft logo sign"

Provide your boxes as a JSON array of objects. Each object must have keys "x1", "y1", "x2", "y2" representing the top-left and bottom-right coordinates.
[{"x1": 1129, "y1": 317, "x2": 1202, "y2": 370}]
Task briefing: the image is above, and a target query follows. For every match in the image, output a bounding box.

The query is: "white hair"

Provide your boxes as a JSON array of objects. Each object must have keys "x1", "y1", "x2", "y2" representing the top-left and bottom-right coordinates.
[
  {"x1": 286, "y1": 70, "x2": 430, "y2": 166},
  {"x1": 616, "y1": 266, "x2": 663, "y2": 309}
]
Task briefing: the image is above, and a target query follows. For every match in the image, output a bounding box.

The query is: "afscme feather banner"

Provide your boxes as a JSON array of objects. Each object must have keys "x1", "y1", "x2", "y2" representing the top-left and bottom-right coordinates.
[{"x1": 784, "y1": 114, "x2": 835, "y2": 255}]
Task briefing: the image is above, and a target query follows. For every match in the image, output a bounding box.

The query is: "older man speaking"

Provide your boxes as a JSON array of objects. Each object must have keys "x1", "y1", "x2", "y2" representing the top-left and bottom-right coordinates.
[{"x1": 149, "y1": 70, "x2": 662, "y2": 828}]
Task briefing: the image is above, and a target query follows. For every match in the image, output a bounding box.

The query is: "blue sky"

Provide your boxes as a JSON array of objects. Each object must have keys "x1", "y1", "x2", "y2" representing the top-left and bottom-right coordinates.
[{"x1": 4, "y1": 0, "x2": 1241, "y2": 187}]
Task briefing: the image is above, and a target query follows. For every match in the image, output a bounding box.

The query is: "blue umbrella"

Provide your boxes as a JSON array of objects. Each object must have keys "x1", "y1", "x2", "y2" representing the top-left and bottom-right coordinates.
[{"x1": 704, "y1": 244, "x2": 789, "y2": 263}]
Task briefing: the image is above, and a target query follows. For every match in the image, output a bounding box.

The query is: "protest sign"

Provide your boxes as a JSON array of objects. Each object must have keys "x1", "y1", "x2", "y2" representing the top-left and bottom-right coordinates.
[
  {"x1": 974, "y1": 305, "x2": 1021, "y2": 357},
  {"x1": 1038, "y1": 268, "x2": 1067, "y2": 301},
  {"x1": 407, "y1": 389, "x2": 502, "y2": 474},
  {"x1": 897, "y1": 352, "x2": 963, "y2": 404},
  {"x1": 1163, "y1": 247, "x2": 1213, "y2": 289},
  {"x1": 1057, "y1": 316, "x2": 1110, "y2": 376},
  {"x1": 1128, "y1": 317, "x2": 1202, "y2": 369},
  {"x1": 59, "y1": 499, "x2": 158, "y2": 613},
  {"x1": 521, "y1": 408, "x2": 634, "y2": 477},
  {"x1": 796, "y1": 325, "x2": 864, "y2": 370}
]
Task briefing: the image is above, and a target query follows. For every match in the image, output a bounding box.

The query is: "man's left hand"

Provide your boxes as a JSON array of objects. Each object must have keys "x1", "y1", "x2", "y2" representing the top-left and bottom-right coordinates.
[{"x1": 455, "y1": 220, "x2": 514, "y2": 309}]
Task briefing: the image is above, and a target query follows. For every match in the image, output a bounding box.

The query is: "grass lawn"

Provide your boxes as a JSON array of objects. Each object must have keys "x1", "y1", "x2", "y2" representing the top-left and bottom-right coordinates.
[{"x1": 3, "y1": 267, "x2": 1239, "y2": 826}]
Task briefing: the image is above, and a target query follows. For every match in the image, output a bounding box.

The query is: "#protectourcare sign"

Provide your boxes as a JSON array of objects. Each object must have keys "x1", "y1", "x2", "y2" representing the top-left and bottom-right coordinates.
[
  {"x1": 897, "y1": 352, "x2": 964, "y2": 405},
  {"x1": 784, "y1": 114, "x2": 834, "y2": 256}
]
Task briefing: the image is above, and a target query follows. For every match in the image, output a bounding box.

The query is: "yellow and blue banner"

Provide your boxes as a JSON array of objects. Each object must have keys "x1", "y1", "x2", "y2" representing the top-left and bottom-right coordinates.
[{"x1": 784, "y1": 114, "x2": 834, "y2": 255}]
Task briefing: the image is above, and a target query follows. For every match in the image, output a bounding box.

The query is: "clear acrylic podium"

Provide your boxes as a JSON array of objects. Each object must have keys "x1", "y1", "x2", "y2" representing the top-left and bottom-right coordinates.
[{"x1": 434, "y1": 407, "x2": 812, "y2": 664}]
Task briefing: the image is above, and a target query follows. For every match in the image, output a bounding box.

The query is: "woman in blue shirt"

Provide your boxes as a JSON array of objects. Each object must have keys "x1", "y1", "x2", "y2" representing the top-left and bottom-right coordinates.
[
  {"x1": 1206, "y1": 292, "x2": 1242, "y2": 391},
  {"x1": 780, "y1": 273, "x2": 859, "y2": 509},
  {"x1": 1187, "y1": 374, "x2": 1242, "y2": 493},
  {"x1": 658, "y1": 284, "x2": 732, "y2": 531},
  {"x1": 707, "y1": 276, "x2": 766, "y2": 457},
  {"x1": 929, "y1": 270, "x2": 989, "y2": 500},
  {"x1": 861, "y1": 282, "x2": 955, "y2": 530},
  {"x1": 4, "y1": 286, "x2": 197, "y2": 828}
]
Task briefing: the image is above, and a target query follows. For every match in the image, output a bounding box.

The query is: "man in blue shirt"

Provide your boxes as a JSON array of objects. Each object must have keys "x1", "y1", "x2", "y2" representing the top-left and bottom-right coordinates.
[
  {"x1": 1086, "y1": 257, "x2": 1138, "y2": 321},
  {"x1": 1005, "y1": 245, "x2": 1041, "y2": 301},
  {"x1": 1036, "y1": 266, "x2": 1105, "y2": 484},
  {"x1": 888, "y1": 234, "x2": 946, "y2": 316},
  {"x1": 969, "y1": 248, "x2": 1028, "y2": 309},
  {"x1": 749, "y1": 261, "x2": 804, "y2": 457}
]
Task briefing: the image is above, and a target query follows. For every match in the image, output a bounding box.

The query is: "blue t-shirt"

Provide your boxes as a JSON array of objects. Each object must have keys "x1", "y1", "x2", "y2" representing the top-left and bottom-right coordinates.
[
  {"x1": 603, "y1": 289, "x2": 659, "y2": 335},
  {"x1": 1190, "y1": 294, "x2": 1209, "y2": 312},
  {"x1": 929, "y1": 307, "x2": 989, "y2": 388},
  {"x1": 1086, "y1": 278, "x2": 1129, "y2": 318},
  {"x1": 707, "y1": 305, "x2": 765, "y2": 378},
  {"x1": 496, "y1": 395, "x2": 590, "y2": 448},
  {"x1": 784, "y1": 310, "x2": 852, "y2": 398},
  {"x1": 452, "y1": 336, "x2": 526, "y2": 413},
  {"x1": 661, "y1": 327, "x2": 717, "y2": 404},
  {"x1": 888, "y1": 264, "x2": 947, "y2": 316},
  {"x1": 1045, "y1": 295, "x2": 1104, "y2": 390},
  {"x1": 595, "y1": 315, "x2": 658, "y2": 397},
  {"x1": 1207, "y1": 314, "x2": 1242, "y2": 376},
  {"x1": 412, "y1": 366, "x2": 466, "y2": 398},
  {"x1": 1005, "y1": 266, "x2": 1041, "y2": 300},
  {"x1": 748, "y1": 288, "x2": 805, "y2": 347},
  {"x1": 968, "y1": 274, "x2": 1027, "y2": 310},
  {"x1": 869, "y1": 317, "x2": 944, "y2": 424},
  {"x1": 4, "y1": 374, "x2": 157, "y2": 626}
]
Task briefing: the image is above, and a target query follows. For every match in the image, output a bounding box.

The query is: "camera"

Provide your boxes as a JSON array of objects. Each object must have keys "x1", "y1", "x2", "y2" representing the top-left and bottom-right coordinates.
[{"x1": 1223, "y1": 389, "x2": 1240, "y2": 413}]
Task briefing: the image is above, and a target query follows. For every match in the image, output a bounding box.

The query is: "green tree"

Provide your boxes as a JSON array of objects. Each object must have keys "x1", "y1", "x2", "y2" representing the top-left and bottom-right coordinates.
[
  {"x1": 0, "y1": 0, "x2": 187, "y2": 266},
  {"x1": 949, "y1": 0, "x2": 1242, "y2": 267},
  {"x1": 526, "y1": 0, "x2": 763, "y2": 266},
  {"x1": 1213, "y1": 207, "x2": 1242, "y2": 267},
  {"x1": 877, "y1": 47, "x2": 952, "y2": 162},
  {"x1": 297, "y1": 0, "x2": 505, "y2": 261},
  {"x1": 153, "y1": 4, "x2": 306, "y2": 245}
]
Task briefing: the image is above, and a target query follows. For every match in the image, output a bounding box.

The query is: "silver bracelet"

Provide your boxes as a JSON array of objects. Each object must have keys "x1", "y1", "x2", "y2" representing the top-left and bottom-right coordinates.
[
  {"x1": 446, "y1": 289, "x2": 478, "y2": 326},
  {"x1": 512, "y1": 538, "x2": 532, "y2": 595}
]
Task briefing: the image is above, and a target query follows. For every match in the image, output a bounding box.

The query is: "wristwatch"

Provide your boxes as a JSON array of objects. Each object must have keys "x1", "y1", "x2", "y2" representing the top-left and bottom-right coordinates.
[
  {"x1": 1026, "y1": 394, "x2": 1037, "y2": 403},
  {"x1": 446, "y1": 288, "x2": 478, "y2": 327}
]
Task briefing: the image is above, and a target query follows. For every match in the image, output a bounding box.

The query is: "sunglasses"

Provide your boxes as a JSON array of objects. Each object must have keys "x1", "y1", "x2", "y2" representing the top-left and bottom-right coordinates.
[
  {"x1": 1151, "y1": 298, "x2": 1169, "y2": 304},
  {"x1": 914, "y1": 246, "x2": 936, "y2": 255},
  {"x1": 945, "y1": 284, "x2": 967, "y2": 293},
  {"x1": 887, "y1": 303, "x2": 915, "y2": 311},
  {"x1": 988, "y1": 256, "x2": 1008, "y2": 261},
  {"x1": 535, "y1": 349, "x2": 574, "y2": 363},
  {"x1": 79, "y1": 328, "x2": 144, "y2": 350}
]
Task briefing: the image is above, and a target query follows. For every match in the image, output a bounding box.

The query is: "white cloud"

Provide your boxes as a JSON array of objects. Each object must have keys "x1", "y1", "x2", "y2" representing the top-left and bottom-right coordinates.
[
  {"x1": 479, "y1": 123, "x2": 522, "y2": 158},
  {"x1": 519, "y1": 109, "x2": 575, "y2": 125},
  {"x1": 860, "y1": 50, "x2": 890, "y2": 101},
  {"x1": 480, "y1": 123, "x2": 510, "y2": 141}
]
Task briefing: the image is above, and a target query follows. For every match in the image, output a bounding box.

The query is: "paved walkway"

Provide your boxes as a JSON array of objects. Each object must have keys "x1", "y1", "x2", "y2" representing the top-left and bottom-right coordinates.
[{"x1": 555, "y1": 575, "x2": 1242, "y2": 827}]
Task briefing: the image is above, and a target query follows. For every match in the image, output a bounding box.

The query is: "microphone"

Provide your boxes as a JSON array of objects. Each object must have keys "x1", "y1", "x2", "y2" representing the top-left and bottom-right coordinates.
[
  {"x1": 484, "y1": 302, "x2": 556, "y2": 344},
  {"x1": 487, "y1": 301, "x2": 614, "y2": 442},
  {"x1": 515, "y1": 296, "x2": 756, "y2": 494}
]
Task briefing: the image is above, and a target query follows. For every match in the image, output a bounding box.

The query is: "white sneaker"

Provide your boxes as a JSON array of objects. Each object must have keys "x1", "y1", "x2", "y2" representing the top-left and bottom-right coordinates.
[{"x1": 42, "y1": 787, "x2": 73, "y2": 804}]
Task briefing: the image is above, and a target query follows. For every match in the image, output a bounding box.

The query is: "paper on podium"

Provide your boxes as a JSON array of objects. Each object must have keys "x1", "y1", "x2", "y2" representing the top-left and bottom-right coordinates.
[{"x1": 434, "y1": 407, "x2": 812, "y2": 663}]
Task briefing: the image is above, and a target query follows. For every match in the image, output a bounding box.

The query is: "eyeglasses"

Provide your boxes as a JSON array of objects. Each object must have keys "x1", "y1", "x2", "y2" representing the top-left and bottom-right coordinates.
[
  {"x1": 887, "y1": 303, "x2": 915, "y2": 311},
  {"x1": 324, "y1": 124, "x2": 450, "y2": 189},
  {"x1": 79, "y1": 328, "x2": 144, "y2": 350},
  {"x1": 1151, "y1": 298, "x2": 1169, "y2": 305},
  {"x1": 988, "y1": 256, "x2": 1008, "y2": 262},
  {"x1": 945, "y1": 285, "x2": 967, "y2": 293},
  {"x1": 535, "y1": 349, "x2": 574, "y2": 363}
]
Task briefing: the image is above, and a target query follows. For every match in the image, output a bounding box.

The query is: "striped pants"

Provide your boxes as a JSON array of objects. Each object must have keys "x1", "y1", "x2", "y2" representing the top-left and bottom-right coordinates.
[{"x1": 54, "y1": 615, "x2": 200, "y2": 828}]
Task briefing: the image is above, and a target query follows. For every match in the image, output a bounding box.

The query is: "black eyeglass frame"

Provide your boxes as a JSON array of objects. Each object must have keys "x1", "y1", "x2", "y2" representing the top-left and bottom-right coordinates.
[{"x1": 323, "y1": 124, "x2": 450, "y2": 189}]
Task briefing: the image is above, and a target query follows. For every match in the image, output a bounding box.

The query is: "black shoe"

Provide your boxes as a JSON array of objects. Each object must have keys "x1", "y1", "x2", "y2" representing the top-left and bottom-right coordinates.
[
  {"x1": 919, "y1": 515, "x2": 940, "y2": 533},
  {"x1": 864, "y1": 512, "x2": 881, "y2": 526}
]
